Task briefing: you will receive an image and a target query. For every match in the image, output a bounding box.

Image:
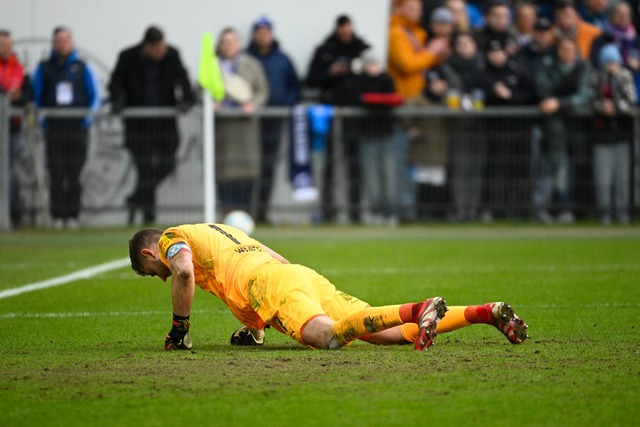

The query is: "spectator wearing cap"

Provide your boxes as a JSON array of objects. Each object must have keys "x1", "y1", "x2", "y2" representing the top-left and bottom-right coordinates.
[
  {"x1": 306, "y1": 14, "x2": 370, "y2": 105},
  {"x1": 589, "y1": 1, "x2": 640, "y2": 103},
  {"x1": 474, "y1": 0, "x2": 520, "y2": 55},
  {"x1": 247, "y1": 17, "x2": 300, "y2": 108},
  {"x1": 553, "y1": 0, "x2": 602, "y2": 59},
  {"x1": 532, "y1": 37, "x2": 592, "y2": 224},
  {"x1": 589, "y1": 43, "x2": 636, "y2": 225},
  {"x1": 431, "y1": 5, "x2": 457, "y2": 40},
  {"x1": 421, "y1": 0, "x2": 489, "y2": 31},
  {"x1": 521, "y1": 17, "x2": 557, "y2": 77},
  {"x1": 521, "y1": 17, "x2": 558, "y2": 224},
  {"x1": 247, "y1": 16, "x2": 301, "y2": 221}
]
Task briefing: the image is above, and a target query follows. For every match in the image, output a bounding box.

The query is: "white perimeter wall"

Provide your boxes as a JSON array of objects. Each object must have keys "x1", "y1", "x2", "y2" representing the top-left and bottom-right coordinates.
[{"x1": 2, "y1": 0, "x2": 390, "y2": 91}]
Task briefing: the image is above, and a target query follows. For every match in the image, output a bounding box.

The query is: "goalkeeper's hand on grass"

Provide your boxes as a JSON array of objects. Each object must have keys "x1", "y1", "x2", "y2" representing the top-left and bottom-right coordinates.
[
  {"x1": 165, "y1": 314, "x2": 193, "y2": 350},
  {"x1": 230, "y1": 326, "x2": 265, "y2": 346}
]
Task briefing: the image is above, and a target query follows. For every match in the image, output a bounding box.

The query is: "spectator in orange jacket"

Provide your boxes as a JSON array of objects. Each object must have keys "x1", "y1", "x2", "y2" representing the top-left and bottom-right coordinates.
[
  {"x1": 387, "y1": 0, "x2": 451, "y2": 100},
  {"x1": 553, "y1": 0, "x2": 602, "y2": 59}
]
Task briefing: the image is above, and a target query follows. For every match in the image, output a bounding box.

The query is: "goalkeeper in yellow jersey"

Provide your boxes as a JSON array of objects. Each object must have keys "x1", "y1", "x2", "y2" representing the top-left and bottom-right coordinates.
[{"x1": 129, "y1": 223, "x2": 528, "y2": 351}]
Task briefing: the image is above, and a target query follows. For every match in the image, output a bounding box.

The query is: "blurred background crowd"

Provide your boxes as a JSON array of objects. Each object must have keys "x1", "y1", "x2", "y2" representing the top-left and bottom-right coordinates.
[{"x1": 2, "y1": 0, "x2": 640, "y2": 229}]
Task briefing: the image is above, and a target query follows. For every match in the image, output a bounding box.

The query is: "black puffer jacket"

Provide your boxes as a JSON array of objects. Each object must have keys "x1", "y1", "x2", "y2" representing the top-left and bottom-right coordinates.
[
  {"x1": 484, "y1": 56, "x2": 535, "y2": 106},
  {"x1": 306, "y1": 33, "x2": 370, "y2": 105},
  {"x1": 447, "y1": 52, "x2": 491, "y2": 95}
]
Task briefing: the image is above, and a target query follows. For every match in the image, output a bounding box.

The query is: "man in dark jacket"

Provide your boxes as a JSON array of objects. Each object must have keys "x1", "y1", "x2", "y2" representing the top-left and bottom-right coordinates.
[
  {"x1": 474, "y1": 1, "x2": 519, "y2": 55},
  {"x1": 32, "y1": 26, "x2": 100, "y2": 230},
  {"x1": 520, "y1": 17, "x2": 557, "y2": 76},
  {"x1": 246, "y1": 16, "x2": 301, "y2": 222},
  {"x1": 306, "y1": 15, "x2": 371, "y2": 222},
  {"x1": 482, "y1": 39, "x2": 535, "y2": 220},
  {"x1": 533, "y1": 37, "x2": 591, "y2": 224},
  {"x1": 306, "y1": 15, "x2": 370, "y2": 105},
  {"x1": 109, "y1": 26, "x2": 194, "y2": 225}
]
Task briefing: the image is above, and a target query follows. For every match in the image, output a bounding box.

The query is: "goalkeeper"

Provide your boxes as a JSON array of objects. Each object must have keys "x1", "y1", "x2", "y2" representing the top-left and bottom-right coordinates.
[{"x1": 129, "y1": 223, "x2": 528, "y2": 351}]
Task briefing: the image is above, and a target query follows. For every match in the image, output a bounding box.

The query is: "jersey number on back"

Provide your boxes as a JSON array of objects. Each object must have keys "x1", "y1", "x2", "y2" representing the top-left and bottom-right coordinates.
[{"x1": 208, "y1": 224, "x2": 241, "y2": 244}]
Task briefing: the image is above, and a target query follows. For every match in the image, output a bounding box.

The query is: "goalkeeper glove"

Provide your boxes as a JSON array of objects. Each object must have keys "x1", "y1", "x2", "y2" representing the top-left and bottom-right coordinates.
[
  {"x1": 230, "y1": 326, "x2": 265, "y2": 346},
  {"x1": 165, "y1": 314, "x2": 193, "y2": 350}
]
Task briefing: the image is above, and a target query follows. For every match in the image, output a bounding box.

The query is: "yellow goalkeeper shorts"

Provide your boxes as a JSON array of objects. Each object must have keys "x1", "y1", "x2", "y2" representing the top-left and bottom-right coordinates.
[{"x1": 247, "y1": 263, "x2": 369, "y2": 345}]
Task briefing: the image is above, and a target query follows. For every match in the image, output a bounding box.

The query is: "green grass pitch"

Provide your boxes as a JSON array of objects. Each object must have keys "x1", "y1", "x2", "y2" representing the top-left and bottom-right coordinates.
[{"x1": 0, "y1": 225, "x2": 638, "y2": 426}]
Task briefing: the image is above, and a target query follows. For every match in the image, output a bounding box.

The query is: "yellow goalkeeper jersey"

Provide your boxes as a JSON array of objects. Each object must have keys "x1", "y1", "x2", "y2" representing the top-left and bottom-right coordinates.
[{"x1": 158, "y1": 223, "x2": 280, "y2": 328}]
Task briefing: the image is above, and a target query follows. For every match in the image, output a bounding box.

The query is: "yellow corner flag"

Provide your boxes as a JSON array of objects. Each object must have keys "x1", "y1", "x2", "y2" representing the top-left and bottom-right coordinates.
[{"x1": 198, "y1": 32, "x2": 225, "y2": 101}]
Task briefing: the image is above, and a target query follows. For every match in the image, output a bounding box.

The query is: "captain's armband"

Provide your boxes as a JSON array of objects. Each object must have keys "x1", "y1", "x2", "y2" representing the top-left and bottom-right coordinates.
[{"x1": 165, "y1": 242, "x2": 191, "y2": 262}]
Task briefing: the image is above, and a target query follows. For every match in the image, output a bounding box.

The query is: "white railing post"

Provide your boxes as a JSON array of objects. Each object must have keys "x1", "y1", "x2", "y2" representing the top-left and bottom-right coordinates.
[
  {"x1": 0, "y1": 93, "x2": 10, "y2": 230},
  {"x1": 202, "y1": 91, "x2": 216, "y2": 223}
]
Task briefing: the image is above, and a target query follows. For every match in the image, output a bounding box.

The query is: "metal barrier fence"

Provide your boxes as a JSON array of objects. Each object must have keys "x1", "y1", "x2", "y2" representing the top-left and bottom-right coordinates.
[{"x1": 1, "y1": 93, "x2": 639, "y2": 229}]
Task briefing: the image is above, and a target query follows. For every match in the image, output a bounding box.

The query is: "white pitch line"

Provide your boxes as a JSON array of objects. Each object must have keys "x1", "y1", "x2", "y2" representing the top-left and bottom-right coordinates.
[
  {"x1": 0, "y1": 257, "x2": 130, "y2": 300},
  {"x1": 0, "y1": 309, "x2": 222, "y2": 319}
]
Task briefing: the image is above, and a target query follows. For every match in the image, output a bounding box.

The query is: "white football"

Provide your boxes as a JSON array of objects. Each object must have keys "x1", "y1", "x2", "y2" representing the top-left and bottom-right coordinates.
[{"x1": 223, "y1": 210, "x2": 256, "y2": 236}]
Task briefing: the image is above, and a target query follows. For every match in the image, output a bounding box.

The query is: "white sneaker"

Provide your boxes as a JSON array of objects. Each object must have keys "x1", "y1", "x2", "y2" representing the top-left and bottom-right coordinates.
[
  {"x1": 52, "y1": 219, "x2": 64, "y2": 230},
  {"x1": 385, "y1": 216, "x2": 399, "y2": 227},
  {"x1": 535, "y1": 210, "x2": 553, "y2": 224},
  {"x1": 67, "y1": 219, "x2": 80, "y2": 230},
  {"x1": 557, "y1": 211, "x2": 575, "y2": 224}
]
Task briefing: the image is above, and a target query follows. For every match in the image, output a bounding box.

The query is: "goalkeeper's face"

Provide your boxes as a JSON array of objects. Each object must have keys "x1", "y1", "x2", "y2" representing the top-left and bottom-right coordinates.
[
  {"x1": 140, "y1": 249, "x2": 171, "y2": 282},
  {"x1": 145, "y1": 261, "x2": 171, "y2": 282}
]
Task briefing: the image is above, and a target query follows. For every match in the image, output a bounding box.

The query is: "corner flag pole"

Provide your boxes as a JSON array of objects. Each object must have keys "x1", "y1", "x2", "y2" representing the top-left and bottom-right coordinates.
[
  {"x1": 198, "y1": 31, "x2": 225, "y2": 223},
  {"x1": 202, "y1": 91, "x2": 215, "y2": 223}
]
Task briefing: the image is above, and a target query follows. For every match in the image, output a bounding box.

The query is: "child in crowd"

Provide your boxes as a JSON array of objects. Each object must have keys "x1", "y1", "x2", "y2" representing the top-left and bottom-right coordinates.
[{"x1": 590, "y1": 43, "x2": 637, "y2": 225}]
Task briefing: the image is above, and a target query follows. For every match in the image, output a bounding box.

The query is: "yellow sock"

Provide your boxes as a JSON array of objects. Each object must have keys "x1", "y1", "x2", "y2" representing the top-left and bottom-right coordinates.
[
  {"x1": 333, "y1": 305, "x2": 404, "y2": 346},
  {"x1": 399, "y1": 306, "x2": 473, "y2": 342}
]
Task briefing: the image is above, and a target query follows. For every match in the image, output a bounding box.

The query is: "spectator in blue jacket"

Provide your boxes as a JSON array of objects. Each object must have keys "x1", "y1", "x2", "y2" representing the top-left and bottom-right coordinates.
[
  {"x1": 32, "y1": 26, "x2": 100, "y2": 230},
  {"x1": 247, "y1": 16, "x2": 301, "y2": 221}
]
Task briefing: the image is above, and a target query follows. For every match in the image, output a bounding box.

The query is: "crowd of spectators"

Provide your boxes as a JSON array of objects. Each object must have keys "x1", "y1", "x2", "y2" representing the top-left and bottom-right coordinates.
[{"x1": 2, "y1": 0, "x2": 640, "y2": 228}]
